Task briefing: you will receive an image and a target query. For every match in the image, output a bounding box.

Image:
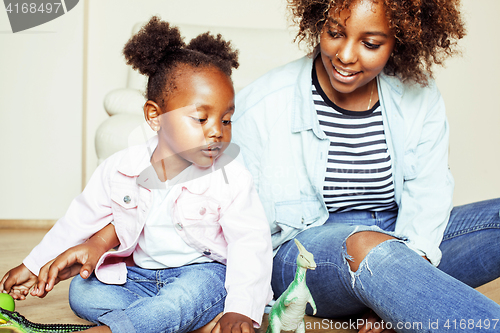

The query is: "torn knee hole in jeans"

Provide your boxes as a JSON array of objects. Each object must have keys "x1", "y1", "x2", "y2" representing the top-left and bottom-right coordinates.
[
  {"x1": 342, "y1": 245, "x2": 371, "y2": 289},
  {"x1": 342, "y1": 231, "x2": 406, "y2": 289}
]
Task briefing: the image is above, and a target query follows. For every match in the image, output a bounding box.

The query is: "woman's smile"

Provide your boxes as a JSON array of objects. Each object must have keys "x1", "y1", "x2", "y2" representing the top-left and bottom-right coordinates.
[{"x1": 331, "y1": 63, "x2": 362, "y2": 83}]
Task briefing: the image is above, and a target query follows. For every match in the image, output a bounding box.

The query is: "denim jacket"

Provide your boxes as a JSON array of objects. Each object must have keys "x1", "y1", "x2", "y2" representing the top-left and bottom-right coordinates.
[
  {"x1": 23, "y1": 136, "x2": 273, "y2": 325},
  {"x1": 233, "y1": 56, "x2": 454, "y2": 266}
]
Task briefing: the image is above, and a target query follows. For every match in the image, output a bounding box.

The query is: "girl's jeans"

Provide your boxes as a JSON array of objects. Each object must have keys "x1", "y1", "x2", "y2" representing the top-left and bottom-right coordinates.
[
  {"x1": 272, "y1": 198, "x2": 500, "y2": 332},
  {"x1": 69, "y1": 262, "x2": 226, "y2": 333}
]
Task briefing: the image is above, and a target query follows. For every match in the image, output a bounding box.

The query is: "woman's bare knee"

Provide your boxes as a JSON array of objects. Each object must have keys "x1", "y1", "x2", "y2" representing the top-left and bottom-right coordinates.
[{"x1": 345, "y1": 231, "x2": 395, "y2": 272}]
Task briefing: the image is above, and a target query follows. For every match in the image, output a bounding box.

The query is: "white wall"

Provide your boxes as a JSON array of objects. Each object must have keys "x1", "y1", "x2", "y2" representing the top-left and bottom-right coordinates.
[
  {"x1": 0, "y1": 4, "x2": 84, "y2": 219},
  {"x1": 435, "y1": 0, "x2": 500, "y2": 205}
]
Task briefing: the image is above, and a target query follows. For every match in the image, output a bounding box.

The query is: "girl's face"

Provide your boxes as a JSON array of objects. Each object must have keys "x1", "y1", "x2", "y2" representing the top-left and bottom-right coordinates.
[
  {"x1": 318, "y1": 0, "x2": 395, "y2": 97},
  {"x1": 147, "y1": 66, "x2": 234, "y2": 175}
]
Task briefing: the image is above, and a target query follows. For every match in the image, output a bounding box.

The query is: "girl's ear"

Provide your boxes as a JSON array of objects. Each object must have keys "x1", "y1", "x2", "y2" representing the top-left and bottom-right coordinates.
[{"x1": 144, "y1": 100, "x2": 162, "y2": 132}]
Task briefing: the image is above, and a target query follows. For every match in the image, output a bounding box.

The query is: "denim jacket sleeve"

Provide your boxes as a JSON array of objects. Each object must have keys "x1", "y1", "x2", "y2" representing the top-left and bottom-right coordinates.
[{"x1": 380, "y1": 75, "x2": 454, "y2": 266}]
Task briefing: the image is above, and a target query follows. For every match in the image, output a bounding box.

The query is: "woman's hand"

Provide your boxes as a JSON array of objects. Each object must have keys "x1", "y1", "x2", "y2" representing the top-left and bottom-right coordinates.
[
  {"x1": 358, "y1": 310, "x2": 395, "y2": 333},
  {"x1": 0, "y1": 264, "x2": 37, "y2": 300},
  {"x1": 211, "y1": 312, "x2": 254, "y2": 333}
]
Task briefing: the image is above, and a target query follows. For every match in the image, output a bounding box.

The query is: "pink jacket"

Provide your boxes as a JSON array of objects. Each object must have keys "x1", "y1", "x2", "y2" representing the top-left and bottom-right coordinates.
[{"x1": 23, "y1": 136, "x2": 273, "y2": 325}]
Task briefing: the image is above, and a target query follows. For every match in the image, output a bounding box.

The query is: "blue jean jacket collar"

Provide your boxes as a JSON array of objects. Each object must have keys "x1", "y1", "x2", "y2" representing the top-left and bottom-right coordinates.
[{"x1": 290, "y1": 57, "x2": 328, "y2": 140}]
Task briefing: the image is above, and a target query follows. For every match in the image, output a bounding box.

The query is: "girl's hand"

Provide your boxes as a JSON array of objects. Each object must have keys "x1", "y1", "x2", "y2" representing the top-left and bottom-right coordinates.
[
  {"x1": 211, "y1": 312, "x2": 254, "y2": 333},
  {"x1": 32, "y1": 242, "x2": 102, "y2": 298},
  {"x1": 358, "y1": 310, "x2": 395, "y2": 333},
  {"x1": 33, "y1": 223, "x2": 119, "y2": 298},
  {"x1": 0, "y1": 264, "x2": 37, "y2": 300}
]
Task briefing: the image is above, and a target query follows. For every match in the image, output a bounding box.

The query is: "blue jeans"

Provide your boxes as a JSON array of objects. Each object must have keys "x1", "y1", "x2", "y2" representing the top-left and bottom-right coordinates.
[
  {"x1": 69, "y1": 262, "x2": 226, "y2": 333},
  {"x1": 272, "y1": 198, "x2": 500, "y2": 332}
]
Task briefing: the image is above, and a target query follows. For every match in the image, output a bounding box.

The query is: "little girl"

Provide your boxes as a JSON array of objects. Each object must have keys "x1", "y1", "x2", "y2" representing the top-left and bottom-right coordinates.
[{"x1": 0, "y1": 16, "x2": 273, "y2": 333}]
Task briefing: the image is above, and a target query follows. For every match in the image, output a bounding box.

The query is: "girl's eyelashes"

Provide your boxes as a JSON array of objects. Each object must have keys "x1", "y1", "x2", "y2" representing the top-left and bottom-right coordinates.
[
  {"x1": 191, "y1": 117, "x2": 207, "y2": 123},
  {"x1": 190, "y1": 117, "x2": 232, "y2": 125}
]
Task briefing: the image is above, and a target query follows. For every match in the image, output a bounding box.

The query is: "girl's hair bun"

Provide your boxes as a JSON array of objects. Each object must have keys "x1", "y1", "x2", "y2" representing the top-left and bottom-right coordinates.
[
  {"x1": 187, "y1": 33, "x2": 239, "y2": 75},
  {"x1": 122, "y1": 16, "x2": 240, "y2": 107},
  {"x1": 123, "y1": 16, "x2": 185, "y2": 77}
]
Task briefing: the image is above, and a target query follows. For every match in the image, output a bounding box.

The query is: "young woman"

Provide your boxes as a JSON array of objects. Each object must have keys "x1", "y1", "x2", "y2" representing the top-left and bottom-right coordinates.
[{"x1": 233, "y1": 0, "x2": 500, "y2": 332}]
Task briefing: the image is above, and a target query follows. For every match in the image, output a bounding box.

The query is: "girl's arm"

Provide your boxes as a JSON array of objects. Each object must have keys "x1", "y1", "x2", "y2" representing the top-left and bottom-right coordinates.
[
  {"x1": 23, "y1": 154, "x2": 116, "y2": 278},
  {"x1": 32, "y1": 223, "x2": 119, "y2": 298},
  {"x1": 1, "y1": 159, "x2": 117, "y2": 300}
]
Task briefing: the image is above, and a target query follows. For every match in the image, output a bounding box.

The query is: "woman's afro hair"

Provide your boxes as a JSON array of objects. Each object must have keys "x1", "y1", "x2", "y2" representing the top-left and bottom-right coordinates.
[
  {"x1": 123, "y1": 16, "x2": 239, "y2": 107},
  {"x1": 287, "y1": 0, "x2": 466, "y2": 86}
]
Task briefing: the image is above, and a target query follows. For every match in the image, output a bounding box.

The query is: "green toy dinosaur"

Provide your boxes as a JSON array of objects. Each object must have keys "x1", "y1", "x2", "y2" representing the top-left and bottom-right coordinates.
[
  {"x1": 266, "y1": 239, "x2": 317, "y2": 333},
  {"x1": 0, "y1": 307, "x2": 95, "y2": 332}
]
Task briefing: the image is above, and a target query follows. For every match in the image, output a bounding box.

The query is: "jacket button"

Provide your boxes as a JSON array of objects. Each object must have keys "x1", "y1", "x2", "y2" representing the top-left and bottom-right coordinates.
[
  {"x1": 123, "y1": 196, "x2": 131, "y2": 204},
  {"x1": 199, "y1": 207, "x2": 206, "y2": 215},
  {"x1": 203, "y1": 249, "x2": 211, "y2": 256},
  {"x1": 175, "y1": 223, "x2": 183, "y2": 231}
]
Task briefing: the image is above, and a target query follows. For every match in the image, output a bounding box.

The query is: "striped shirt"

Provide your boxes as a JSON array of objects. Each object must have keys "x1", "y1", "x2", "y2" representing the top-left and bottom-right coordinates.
[{"x1": 312, "y1": 70, "x2": 397, "y2": 213}]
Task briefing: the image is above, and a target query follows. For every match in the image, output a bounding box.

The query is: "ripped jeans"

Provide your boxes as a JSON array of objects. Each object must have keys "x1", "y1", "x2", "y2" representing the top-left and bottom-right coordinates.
[{"x1": 271, "y1": 198, "x2": 500, "y2": 332}]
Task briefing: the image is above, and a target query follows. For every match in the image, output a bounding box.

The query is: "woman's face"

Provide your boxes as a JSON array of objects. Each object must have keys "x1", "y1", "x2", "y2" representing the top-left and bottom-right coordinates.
[{"x1": 318, "y1": 0, "x2": 395, "y2": 96}]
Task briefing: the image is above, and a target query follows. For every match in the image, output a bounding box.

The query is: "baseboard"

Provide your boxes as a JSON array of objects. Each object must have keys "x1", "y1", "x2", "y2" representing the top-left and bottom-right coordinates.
[{"x1": 0, "y1": 219, "x2": 56, "y2": 229}]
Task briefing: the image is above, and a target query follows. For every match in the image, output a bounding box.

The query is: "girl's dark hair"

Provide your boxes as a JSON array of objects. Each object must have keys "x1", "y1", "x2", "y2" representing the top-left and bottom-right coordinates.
[
  {"x1": 288, "y1": 0, "x2": 466, "y2": 86},
  {"x1": 123, "y1": 16, "x2": 239, "y2": 107}
]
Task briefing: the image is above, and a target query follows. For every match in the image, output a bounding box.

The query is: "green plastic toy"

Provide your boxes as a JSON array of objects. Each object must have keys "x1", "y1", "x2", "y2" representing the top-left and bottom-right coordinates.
[
  {"x1": 0, "y1": 307, "x2": 95, "y2": 333},
  {"x1": 266, "y1": 239, "x2": 317, "y2": 333},
  {"x1": 0, "y1": 293, "x2": 15, "y2": 312}
]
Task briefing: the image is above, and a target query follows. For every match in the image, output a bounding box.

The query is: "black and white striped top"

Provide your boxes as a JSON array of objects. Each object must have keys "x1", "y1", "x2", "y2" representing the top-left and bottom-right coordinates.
[{"x1": 312, "y1": 70, "x2": 397, "y2": 213}]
